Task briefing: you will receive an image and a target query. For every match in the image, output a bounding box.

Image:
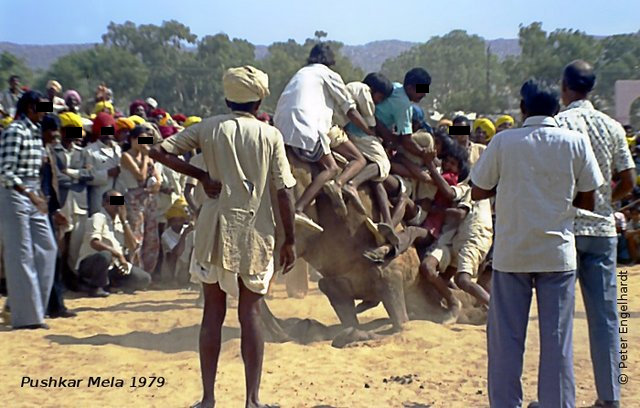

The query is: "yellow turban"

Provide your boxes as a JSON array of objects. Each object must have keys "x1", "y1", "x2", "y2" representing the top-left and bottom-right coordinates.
[
  {"x1": 93, "y1": 101, "x2": 114, "y2": 115},
  {"x1": 627, "y1": 135, "x2": 636, "y2": 148},
  {"x1": 159, "y1": 112, "x2": 173, "y2": 127},
  {"x1": 128, "y1": 115, "x2": 146, "y2": 125},
  {"x1": 59, "y1": 112, "x2": 83, "y2": 128},
  {"x1": 183, "y1": 116, "x2": 202, "y2": 128},
  {"x1": 165, "y1": 196, "x2": 189, "y2": 220},
  {"x1": 495, "y1": 115, "x2": 515, "y2": 128},
  {"x1": 1, "y1": 116, "x2": 13, "y2": 128},
  {"x1": 473, "y1": 118, "x2": 496, "y2": 140},
  {"x1": 46, "y1": 80, "x2": 62, "y2": 93},
  {"x1": 116, "y1": 117, "x2": 135, "y2": 132},
  {"x1": 222, "y1": 65, "x2": 269, "y2": 103}
]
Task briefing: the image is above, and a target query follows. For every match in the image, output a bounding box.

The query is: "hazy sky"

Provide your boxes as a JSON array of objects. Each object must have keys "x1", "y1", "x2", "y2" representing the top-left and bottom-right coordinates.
[{"x1": 1, "y1": 0, "x2": 639, "y2": 45}]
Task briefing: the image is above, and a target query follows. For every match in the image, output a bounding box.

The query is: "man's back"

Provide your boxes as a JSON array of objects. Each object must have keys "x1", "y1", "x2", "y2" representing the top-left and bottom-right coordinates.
[
  {"x1": 274, "y1": 64, "x2": 352, "y2": 150},
  {"x1": 471, "y1": 115, "x2": 602, "y2": 272},
  {"x1": 556, "y1": 99, "x2": 634, "y2": 237},
  {"x1": 159, "y1": 111, "x2": 295, "y2": 273}
]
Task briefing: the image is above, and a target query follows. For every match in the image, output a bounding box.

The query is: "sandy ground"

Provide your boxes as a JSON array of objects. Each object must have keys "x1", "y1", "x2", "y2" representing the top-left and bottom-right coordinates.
[{"x1": 1, "y1": 267, "x2": 639, "y2": 408}]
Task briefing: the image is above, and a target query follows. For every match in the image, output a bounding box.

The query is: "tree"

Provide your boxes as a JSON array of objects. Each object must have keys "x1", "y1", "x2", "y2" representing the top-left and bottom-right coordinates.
[
  {"x1": 314, "y1": 31, "x2": 328, "y2": 41},
  {"x1": 594, "y1": 32, "x2": 640, "y2": 113},
  {"x1": 0, "y1": 51, "x2": 33, "y2": 89},
  {"x1": 40, "y1": 46, "x2": 148, "y2": 114},
  {"x1": 382, "y1": 30, "x2": 510, "y2": 115}
]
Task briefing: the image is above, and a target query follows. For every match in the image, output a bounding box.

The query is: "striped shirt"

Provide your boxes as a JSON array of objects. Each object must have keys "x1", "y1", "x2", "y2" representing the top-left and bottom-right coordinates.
[
  {"x1": 0, "y1": 117, "x2": 44, "y2": 188},
  {"x1": 556, "y1": 99, "x2": 635, "y2": 237}
]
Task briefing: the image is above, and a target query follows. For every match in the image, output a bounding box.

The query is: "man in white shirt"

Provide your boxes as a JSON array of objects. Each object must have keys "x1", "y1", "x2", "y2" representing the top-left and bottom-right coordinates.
[
  {"x1": 76, "y1": 190, "x2": 151, "y2": 297},
  {"x1": 472, "y1": 79, "x2": 604, "y2": 408},
  {"x1": 556, "y1": 60, "x2": 636, "y2": 408},
  {"x1": 274, "y1": 44, "x2": 375, "y2": 231},
  {"x1": 0, "y1": 75, "x2": 23, "y2": 118}
]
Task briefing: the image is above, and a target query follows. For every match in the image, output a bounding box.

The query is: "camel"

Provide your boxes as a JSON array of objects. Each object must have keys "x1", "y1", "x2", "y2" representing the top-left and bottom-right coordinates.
[{"x1": 260, "y1": 153, "x2": 487, "y2": 346}]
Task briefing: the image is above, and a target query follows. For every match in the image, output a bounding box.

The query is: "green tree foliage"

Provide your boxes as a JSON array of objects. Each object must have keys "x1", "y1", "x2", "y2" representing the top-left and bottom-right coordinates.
[
  {"x1": 594, "y1": 32, "x2": 640, "y2": 111},
  {"x1": 381, "y1": 30, "x2": 509, "y2": 115},
  {"x1": 39, "y1": 46, "x2": 148, "y2": 113},
  {"x1": 0, "y1": 52, "x2": 33, "y2": 89}
]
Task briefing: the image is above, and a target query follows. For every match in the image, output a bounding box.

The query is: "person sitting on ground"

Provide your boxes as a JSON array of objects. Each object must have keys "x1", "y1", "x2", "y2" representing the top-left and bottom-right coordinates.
[
  {"x1": 75, "y1": 190, "x2": 152, "y2": 297},
  {"x1": 274, "y1": 43, "x2": 374, "y2": 231}
]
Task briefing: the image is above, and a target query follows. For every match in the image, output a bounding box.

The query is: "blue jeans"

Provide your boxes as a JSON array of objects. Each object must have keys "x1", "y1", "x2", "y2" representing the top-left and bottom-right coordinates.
[
  {"x1": 488, "y1": 270, "x2": 575, "y2": 408},
  {"x1": 576, "y1": 236, "x2": 620, "y2": 402},
  {"x1": 0, "y1": 181, "x2": 57, "y2": 327}
]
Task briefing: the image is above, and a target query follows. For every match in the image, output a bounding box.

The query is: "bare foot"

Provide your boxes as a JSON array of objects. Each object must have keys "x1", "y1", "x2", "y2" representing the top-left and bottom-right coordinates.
[
  {"x1": 323, "y1": 180, "x2": 348, "y2": 217},
  {"x1": 363, "y1": 245, "x2": 391, "y2": 264},
  {"x1": 342, "y1": 183, "x2": 366, "y2": 214},
  {"x1": 191, "y1": 398, "x2": 214, "y2": 408}
]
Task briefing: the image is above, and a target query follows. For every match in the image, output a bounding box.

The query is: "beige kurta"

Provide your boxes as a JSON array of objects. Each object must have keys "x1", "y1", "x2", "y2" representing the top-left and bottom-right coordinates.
[
  {"x1": 159, "y1": 111, "x2": 296, "y2": 276},
  {"x1": 333, "y1": 82, "x2": 376, "y2": 128}
]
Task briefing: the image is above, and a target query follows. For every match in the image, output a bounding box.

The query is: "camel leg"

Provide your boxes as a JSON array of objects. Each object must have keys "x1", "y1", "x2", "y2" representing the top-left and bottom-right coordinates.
[
  {"x1": 318, "y1": 276, "x2": 359, "y2": 328},
  {"x1": 375, "y1": 269, "x2": 409, "y2": 331}
]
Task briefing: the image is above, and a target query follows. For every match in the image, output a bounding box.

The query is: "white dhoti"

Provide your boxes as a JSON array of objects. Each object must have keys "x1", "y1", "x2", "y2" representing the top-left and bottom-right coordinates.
[{"x1": 190, "y1": 256, "x2": 275, "y2": 299}]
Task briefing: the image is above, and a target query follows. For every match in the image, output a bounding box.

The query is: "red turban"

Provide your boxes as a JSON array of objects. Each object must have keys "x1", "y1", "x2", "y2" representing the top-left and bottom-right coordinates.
[
  {"x1": 129, "y1": 99, "x2": 148, "y2": 116},
  {"x1": 159, "y1": 125, "x2": 177, "y2": 138},
  {"x1": 92, "y1": 112, "x2": 116, "y2": 136},
  {"x1": 150, "y1": 108, "x2": 166, "y2": 119},
  {"x1": 172, "y1": 113, "x2": 187, "y2": 123}
]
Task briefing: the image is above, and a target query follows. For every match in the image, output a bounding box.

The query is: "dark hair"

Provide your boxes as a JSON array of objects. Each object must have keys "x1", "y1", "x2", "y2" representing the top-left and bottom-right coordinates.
[
  {"x1": 434, "y1": 129, "x2": 456, "y2": 154},
  {"x1": 363, "y1": 72, "x2": 393, "y2": 98},
  {"x1": 307, "y1": 43, "x2": 336, "y2": 67},
  {"x1": 563, "y1": 60, "x2": 596, "y2": 94},
  {"x1": 15, "y1": 90, "x2": 43, "y2": 118},
  {"x1": 520, "y1": 79, "x2": 560, "y2": 117},
  {"x1": 41, "y1": 114, "x2": 60, "y2": 132},
  {"x1": 102, "y1": 189, "x2": 120, "y2": 203},
  {"x1": 225, "y1": 99, "x2": 259, "y2": 112},
  {"x1": 444, "y1": 143, "x2": 470, "y2": 181},
  {"x1": 9, "y1": 75, "x2": 20, "y2": 82},
  {"x1": 403, "y1": 68, "x2": 431, "y2": 87},
  {"x1": 452, "y1": 115, "x2": 470, "y2": 127},
  {"x1": 130, "y1": 125, "x2": 146, "y2": 139}
]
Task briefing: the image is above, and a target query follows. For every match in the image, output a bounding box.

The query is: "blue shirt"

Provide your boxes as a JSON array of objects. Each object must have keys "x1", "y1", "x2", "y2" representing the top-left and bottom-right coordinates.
[{"x1": 374, "y1": 83, "x2": 413, "y2": 136}]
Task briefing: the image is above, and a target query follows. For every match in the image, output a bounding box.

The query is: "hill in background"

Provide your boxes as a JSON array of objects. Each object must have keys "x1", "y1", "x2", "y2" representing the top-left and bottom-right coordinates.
[{"x1": 0, "y1": 38, "x2": 522, "y2": 74}]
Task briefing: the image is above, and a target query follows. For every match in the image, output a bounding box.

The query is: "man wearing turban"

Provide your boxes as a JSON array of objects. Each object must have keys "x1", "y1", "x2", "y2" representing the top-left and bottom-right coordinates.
[
  {"x1": 129, "y1": 100, "x2": 148, "y2": 118},
  {"x1": 473, "y1": 117, "x2": 496, "y2": 145},
  {"x1": 94, "y1": 101, "x2": 115, "y2": 115},
  {"x1": 150, "y1": 65, "x2": 296, "y2": 408},
  {"x1": 46, "y1": 80, "x2": 66, "y2": 113},
  {"x1": 63, "y1": 90, "x2": 82, "y2": 114},
  {"x1": 495, "y1": 115, "x2": 515, "y2": 133},
  {"x1": 85, "y1": 112, "x2": 121, "y2": 215}
]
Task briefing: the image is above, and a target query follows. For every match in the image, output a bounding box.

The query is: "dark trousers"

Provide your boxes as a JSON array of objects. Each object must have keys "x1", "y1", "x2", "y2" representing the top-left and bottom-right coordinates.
[
  {"x1": 46, "y1": 255, "x2": 67, "y2": 314},
  {"x1": 77, "y1": 251, "x2": 151, "y2": 292}
]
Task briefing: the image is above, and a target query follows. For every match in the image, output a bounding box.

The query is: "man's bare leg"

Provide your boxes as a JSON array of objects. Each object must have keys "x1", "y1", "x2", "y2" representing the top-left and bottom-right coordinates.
[
  {"x1": 455, "y1": 272, "x2": 490, "y2": 306},
  {"x1": 332, "y1": 141, "x2": 366, "y2": 187},
  {"x1": 420, "y1": 256, "x2": 461, "y2": 324},
  {"x1": 238, "y1": 278, "x2": 270, "y2": 408},
  {"x1": 342, "y1": 163, "x2": 379, "y2": 214},
  {"x1": 198, "y1": 282, "x2": 227, "y2": 408},
  {"x1": 295, "y1": 154, "x2": 340, "y2": 213},
  {"x1": 374, "y1": 182, "x2": 393, "y2": 225}
]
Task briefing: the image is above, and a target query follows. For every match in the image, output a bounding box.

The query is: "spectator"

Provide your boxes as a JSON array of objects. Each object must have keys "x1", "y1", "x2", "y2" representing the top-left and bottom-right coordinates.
[
  {"x1": 0, "y1": 75, "x2": 23, "y2": 118},
  {"x1": 75, "y1": 190, "x2": 151, "y2": 297}
]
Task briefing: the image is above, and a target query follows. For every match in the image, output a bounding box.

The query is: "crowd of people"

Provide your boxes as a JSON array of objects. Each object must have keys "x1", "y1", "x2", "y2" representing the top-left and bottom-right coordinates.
[{"x1": 0, "y1": 43, "x2": 634, "y2": 408}]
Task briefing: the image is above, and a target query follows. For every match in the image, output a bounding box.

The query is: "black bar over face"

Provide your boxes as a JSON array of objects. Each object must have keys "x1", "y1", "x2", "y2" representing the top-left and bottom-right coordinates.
[
  {"x1": 138, "y1": 136, "x2": 153, "y2": 144},
  {"x1": 415, "y1": 84, "x2": 430, "y2": 93},
  {"x1": 65, "y1": 126, "x2": 82, "y2": 139},
  {"x1": 449, "y1": 125, "x2": 471, "y2": 136},
  {"x1": 101, "y1": 126, "x2": 114, "y2": 136},
  {"x1": 36, "y1": 102, "x2": 53, "y2": 113},
  {"x1": 109, "y1": 195, "x2": 124, "y2": 205}
]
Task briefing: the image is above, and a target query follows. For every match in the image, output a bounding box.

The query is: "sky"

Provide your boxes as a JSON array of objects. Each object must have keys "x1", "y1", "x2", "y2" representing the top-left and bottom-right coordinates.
[{"x1": 1, "y1": 0, "x2": 639, "y2": 45}]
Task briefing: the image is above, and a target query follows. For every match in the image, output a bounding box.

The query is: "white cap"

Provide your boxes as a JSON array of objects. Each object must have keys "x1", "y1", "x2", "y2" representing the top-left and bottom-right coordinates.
[{"x1": 145, "y1": 97, "x2": 158, "y2": 109}]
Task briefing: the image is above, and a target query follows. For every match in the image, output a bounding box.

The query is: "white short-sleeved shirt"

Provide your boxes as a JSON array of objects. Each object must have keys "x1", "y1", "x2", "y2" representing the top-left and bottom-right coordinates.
[
  {"x1": 274, "y1": 64, "x2": 355, "y2": 151},
  {"x1": 471, "y1": 116, "x2": 604, "y2": 273},
  {"x1": 556, "y1": 99, "x2": 635, "y2": 237}
]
